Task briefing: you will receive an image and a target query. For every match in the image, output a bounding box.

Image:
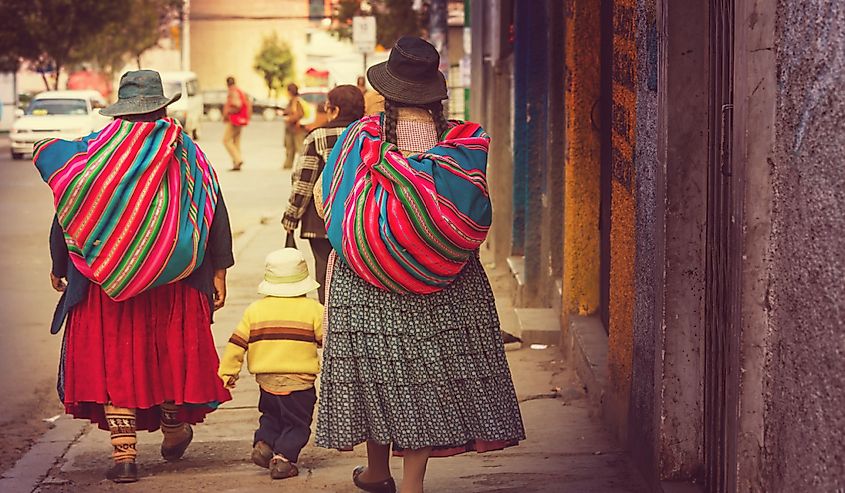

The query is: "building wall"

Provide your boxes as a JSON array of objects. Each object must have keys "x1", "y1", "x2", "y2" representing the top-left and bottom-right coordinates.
[
  {"x1": 562, "y1": 0, "x2": 602, "y2": 320},
  {"x1": 606, "y1": 0, "x2": 639, "y2": 438},
  {"x1": 762, "y1": 1, "x2": 845, "y2": 490},
  {"x1": 191, "y1": 0, "x2": 312, "y2": 96},
  {"x1": 650, "y1": 0, "x2": 708, "y2": 482},
  {"x1": 627, "y1": 0, "x2": 663, "y2": 480}
]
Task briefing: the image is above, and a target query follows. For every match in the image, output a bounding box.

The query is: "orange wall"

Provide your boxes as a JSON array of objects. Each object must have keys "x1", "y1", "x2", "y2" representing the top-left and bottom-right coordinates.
[
  {"x1": 607, "y1": 0, "x2": 638, "y2": 414},
  {"x1": 562, "y1": 0, "x2": 602, "y2": 321}
]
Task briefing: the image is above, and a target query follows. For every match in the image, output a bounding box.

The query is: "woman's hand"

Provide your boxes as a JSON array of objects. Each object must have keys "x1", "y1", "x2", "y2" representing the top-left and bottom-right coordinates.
[
  {"x1": 213, "y1": 269, "x2": 227, "y2": 311},
  {"x1": 50, "y1": 272, "x2": 67, "y2": 292}
]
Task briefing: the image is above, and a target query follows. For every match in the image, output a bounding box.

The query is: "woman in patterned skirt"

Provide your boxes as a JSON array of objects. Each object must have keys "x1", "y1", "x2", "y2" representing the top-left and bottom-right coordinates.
[
  {"x1": 315, "y1": 37, "x2": 525, "y2": 493},
  {"x1": 36, "y1": 70, "x2": 232, "y2": 483}
]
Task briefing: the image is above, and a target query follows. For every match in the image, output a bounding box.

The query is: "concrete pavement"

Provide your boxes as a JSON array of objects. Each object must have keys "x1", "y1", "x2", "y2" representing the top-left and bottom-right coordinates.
[
  {"x1": 3, "y1": 219, "x2": 648, "y2": 492},
  {"x1": 0, "y1": 122, "x2": 650, "y2": 492},
  {"x1": 0, "y1": 121, "x2": 291, "y2": 473}
]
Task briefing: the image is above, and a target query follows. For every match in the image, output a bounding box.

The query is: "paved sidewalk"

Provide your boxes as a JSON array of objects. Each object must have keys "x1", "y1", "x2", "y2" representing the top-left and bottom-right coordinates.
[{"x1": 6, "y1": 222, "x2": 648, "y2": 493}]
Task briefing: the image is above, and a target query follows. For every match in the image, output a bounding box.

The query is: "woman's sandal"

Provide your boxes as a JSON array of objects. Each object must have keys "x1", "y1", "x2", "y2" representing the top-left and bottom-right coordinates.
[{"x1": 352, "y1": 466, "x2": 396, "y2": 493}]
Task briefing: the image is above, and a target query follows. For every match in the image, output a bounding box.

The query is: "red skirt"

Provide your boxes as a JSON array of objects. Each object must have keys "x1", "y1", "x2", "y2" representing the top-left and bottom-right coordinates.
[{"x1": 63, "y1": 282, "x2": 231, "y2": 431}]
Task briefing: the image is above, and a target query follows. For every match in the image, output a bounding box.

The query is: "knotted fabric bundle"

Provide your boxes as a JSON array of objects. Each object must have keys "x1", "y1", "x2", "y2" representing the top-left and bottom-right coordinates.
[
  {"x1": 323, "y1": 115, "x2": 491, "y2": 294},
  {"x1": 34, "y1": 118, "x2": 219, "y2": 301}
]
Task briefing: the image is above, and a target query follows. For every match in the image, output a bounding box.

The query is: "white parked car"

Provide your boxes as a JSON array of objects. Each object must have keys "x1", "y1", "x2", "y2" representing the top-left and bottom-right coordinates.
[
  {"x1": 10, "y1": 90, "x2": 111, "y2": 160},
  {"x1": 160, "y1": 71, "x2": 203, "y2": 140}
]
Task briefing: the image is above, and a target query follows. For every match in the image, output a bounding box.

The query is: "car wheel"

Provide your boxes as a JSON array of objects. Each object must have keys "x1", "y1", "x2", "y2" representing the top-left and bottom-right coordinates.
[
  {"x1": 11, "y1": 152, "x2": 24, "y2": 160},
  {"x1": 262, "y1": 108, "x2": 276, "y2": 121},
  {"x1": 206, "y1": 108, "x2": 223, "y2": 122}
]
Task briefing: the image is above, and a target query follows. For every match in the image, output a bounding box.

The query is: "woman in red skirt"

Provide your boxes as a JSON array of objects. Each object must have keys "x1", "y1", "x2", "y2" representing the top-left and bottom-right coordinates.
[{"x1": 37, "y1": 71, "x2": 233, "y2": 483}]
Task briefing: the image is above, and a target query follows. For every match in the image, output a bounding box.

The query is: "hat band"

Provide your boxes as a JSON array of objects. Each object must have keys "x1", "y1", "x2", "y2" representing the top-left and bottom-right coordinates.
[{"x1": 264, "y1": 271, "x2": 308, "y2": 284}]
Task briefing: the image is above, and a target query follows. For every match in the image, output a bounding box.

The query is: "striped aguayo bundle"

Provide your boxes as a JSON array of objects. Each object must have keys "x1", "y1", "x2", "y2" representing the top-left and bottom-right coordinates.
[
  {"x1": 323, "y1": 115, "x2": 491, "y2": 294},
  {"x1": 34, "y1": 118, "x2": 219, "y2": 301}
]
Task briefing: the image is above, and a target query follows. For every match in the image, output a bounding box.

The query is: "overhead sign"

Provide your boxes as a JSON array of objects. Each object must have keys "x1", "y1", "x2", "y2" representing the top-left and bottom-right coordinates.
[{"x1": 353, "y1": 16, "x2": 377, "y2": 54}]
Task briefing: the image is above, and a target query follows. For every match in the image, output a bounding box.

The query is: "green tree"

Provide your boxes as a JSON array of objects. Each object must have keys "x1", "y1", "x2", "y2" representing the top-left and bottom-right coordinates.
[
  {"x1": 79, "y1": 0, "x2": 182, "y2": 78},
  {"x1": 253, "y1": 33, "x2": 295, "y2": 98},
  {"x1": 0, "y1": 0, "x2": 121, "y2": 89},
  {"x1": 0, "y1": 0, "x2": 179, "y2": 88},
  {"x1": 0, "y1": 0, "x2": 37, "y2": 72},
  {"x1": 332, "y1": 0, "x2": 421, "y2": 48}
]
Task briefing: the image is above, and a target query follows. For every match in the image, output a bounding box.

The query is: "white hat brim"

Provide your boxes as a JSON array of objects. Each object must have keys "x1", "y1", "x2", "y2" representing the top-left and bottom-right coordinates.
[{"x1": 257, "y1": 278, "x2": 320, "y2": 298}]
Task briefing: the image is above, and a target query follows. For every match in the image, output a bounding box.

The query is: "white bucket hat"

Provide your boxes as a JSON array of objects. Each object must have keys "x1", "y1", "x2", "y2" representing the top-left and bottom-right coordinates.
[{"x1": 257, "y1": 248, "x2": 320, "y2": 298}]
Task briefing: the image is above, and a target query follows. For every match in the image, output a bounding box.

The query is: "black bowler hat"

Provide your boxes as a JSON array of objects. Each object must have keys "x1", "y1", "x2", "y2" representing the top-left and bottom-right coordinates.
[{"x1": 367, "y1": 36, "x2": 448, "y2": 105}]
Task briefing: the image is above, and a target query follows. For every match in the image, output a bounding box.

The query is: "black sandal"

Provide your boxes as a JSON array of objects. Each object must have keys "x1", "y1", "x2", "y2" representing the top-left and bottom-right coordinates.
[{"x1": 352, "y1": 466, "x2": 396, "y2": 493}]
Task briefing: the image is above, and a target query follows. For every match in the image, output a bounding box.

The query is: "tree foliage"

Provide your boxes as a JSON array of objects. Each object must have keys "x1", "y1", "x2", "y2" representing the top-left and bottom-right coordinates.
[
  {"x1": 253, "y1": 33, "x2": 295, "y2": 98},
  {"x1": 332, "y1": 0, "x2": 422, "y2": 49},
  {"x1": 0, "y1": 0, "x2": 179, "y2": 88},
  {"x1": 80, "y1": 0, "x2": 182, "y2": 78}
]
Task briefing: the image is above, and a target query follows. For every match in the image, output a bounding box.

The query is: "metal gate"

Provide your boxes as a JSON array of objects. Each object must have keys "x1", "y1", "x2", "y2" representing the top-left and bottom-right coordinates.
[{"x1": 704, "y1": 0, "x2": 741, "y2": 491}]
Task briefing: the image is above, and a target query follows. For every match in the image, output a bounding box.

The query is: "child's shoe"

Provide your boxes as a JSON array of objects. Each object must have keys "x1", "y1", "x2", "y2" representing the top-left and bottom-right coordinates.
[
  {"x1": 252, "y1": 441, "x2": 274, "y2": 468},
  {"x1": 270, "y1": 455, "x2": 299, "y2": 479}
]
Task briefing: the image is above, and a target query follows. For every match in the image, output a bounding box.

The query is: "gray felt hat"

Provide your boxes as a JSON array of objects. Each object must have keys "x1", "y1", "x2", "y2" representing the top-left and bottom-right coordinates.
[{"x1": 100, "y1": 70, "x2": 180, "y2": 117}]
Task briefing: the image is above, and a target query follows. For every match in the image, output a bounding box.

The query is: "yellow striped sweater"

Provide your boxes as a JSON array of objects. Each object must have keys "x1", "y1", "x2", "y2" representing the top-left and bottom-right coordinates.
[{"x1": 218, "y1": 296, "x2": 324, "y2": 383}]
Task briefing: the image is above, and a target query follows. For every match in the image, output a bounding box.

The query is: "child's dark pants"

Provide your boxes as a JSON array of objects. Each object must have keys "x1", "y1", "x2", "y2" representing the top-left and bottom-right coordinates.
[{"x1": 254, "y1": 387, "x2": 316, "y2": 463}]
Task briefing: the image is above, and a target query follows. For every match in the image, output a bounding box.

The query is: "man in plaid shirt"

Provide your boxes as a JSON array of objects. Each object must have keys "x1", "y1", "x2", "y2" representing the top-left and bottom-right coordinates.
[{"x1": 282, "y1": 86, "x2": 365, "y2": 304}]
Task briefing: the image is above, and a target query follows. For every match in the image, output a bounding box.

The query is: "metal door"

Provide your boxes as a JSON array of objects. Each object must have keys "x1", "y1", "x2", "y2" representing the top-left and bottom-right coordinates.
[{"x1": 704, "y1": 0, "x2": 741, "y2": 491}]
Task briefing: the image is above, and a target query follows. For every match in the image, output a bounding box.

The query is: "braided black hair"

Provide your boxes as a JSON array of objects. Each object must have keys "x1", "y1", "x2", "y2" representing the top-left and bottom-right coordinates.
[
  {"x1": 383, "y1": 99, "x2": 400, "y2": 145},
  {"x1": 426, "y1": 101, "x2": 450, "y2": 138},
  {"x1": 382, "y1": 99, "x2": 450, "y2": 145}
]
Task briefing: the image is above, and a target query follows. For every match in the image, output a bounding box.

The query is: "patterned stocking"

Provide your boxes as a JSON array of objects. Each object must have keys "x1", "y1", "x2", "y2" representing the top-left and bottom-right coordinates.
[
  {"x1": 160, "y1": 401, "x2": 189, "y2": 447},
  {"x1": 104, "y1": 404, "x2": 137, "y2": 463}
]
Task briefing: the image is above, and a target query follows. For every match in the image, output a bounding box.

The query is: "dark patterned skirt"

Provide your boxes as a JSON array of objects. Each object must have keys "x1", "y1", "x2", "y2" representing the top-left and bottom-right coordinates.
[{"x1": 315, "y1": 254, "x2": 525, "y2": 456}]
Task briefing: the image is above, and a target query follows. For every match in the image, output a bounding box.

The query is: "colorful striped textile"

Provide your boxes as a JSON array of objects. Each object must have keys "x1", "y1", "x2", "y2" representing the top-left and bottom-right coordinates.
[
  {"x1": 322, "y1": 115, "x2": 491, "y2": 294},
  {"x1": 34, "y1": 118, "x2": 219, "y2": 301}
]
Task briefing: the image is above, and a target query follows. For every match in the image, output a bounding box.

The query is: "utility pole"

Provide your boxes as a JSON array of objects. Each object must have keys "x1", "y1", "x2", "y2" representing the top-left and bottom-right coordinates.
[{"x1": 181, "y1": 0, "x2": 191, "y2": 71}]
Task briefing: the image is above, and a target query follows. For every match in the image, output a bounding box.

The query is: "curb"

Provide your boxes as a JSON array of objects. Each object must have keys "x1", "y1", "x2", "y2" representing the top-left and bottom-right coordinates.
[{"x1": 0, "y1": 417, "x2": 87, "y2": 493}]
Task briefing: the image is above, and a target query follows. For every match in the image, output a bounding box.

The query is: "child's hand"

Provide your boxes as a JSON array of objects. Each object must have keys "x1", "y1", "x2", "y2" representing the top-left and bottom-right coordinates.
[{"x1": 221, "y1": 374, "x2": 238, "y2": 389}]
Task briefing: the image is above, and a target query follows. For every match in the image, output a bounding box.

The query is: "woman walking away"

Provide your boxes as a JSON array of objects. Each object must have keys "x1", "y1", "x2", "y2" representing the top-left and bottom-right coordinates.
[
  {"x1": 282, "y1": 85, "x2": 365, "y2": 303},
  {"x1": 283, "y1": 83, "x2": 305, "y2": 169},
  {"x1": 223, "y1": 76, "x2": 251, "y2": 171},
  {"x1": 35, "y1": 70, "x2": 233, "y2": 483},
  {"x1": 315, "y1": 37, "x2": 525, "y2": 493}
]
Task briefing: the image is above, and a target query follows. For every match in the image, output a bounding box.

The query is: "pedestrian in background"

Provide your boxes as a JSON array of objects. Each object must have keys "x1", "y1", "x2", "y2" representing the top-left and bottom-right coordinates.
[
  {"x1": 282, "y1": 84, "x2": 364, "y2": 304},
  {"x1": 315, "y1": 37, "x2": 524, "y2": 493},
  {"x1": 34, "y1": 70, "x2": 233, "y2": 483},
  {"x1": 218, "y1": 248, "x2": 323, "y2": 480},
  {"x1": 358, "y1": 75, "x2": 385, "y2": 115},
  {"x1": 283, "y1": 83, "x2": 305, "y2": 169},
  {"x1": 223, "y1": 76, "x2": 251, "y2": 171}
]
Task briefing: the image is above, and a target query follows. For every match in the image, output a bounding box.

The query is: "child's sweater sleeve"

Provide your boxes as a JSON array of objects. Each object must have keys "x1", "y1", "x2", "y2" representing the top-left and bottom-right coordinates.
[
  {"x1": 218, "y1": 308, "x2": 251, "y2": 381},
  {"x1": 314, "y1": 303, "x2": 325, "y2": 347}
]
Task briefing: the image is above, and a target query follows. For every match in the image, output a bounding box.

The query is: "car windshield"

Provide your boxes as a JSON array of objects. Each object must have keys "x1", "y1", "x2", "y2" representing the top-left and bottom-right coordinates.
[
  {"x1": 164, "y1": 82, "x2": 182, "y2": 99},
  {"x1": 26, "y1": 99, "x2": 88, "y2": 116},
  {"x1": 301, "y1": 93, "x2": 327, "y2": 105}
]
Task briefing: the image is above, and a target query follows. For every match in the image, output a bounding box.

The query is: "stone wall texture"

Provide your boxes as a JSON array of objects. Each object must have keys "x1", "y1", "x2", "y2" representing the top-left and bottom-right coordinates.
[
  {"x1": 765, "y1": 1, "x2": 845, "y2": 490},
  {"x1": 562, "y1": 0, "x2": 602, "y2": 317}
]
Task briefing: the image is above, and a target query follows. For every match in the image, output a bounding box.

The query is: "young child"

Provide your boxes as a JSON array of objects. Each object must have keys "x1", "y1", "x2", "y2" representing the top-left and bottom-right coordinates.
[{"x1": 218, "y1": 248, "x2": 324, "y2": 480}]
